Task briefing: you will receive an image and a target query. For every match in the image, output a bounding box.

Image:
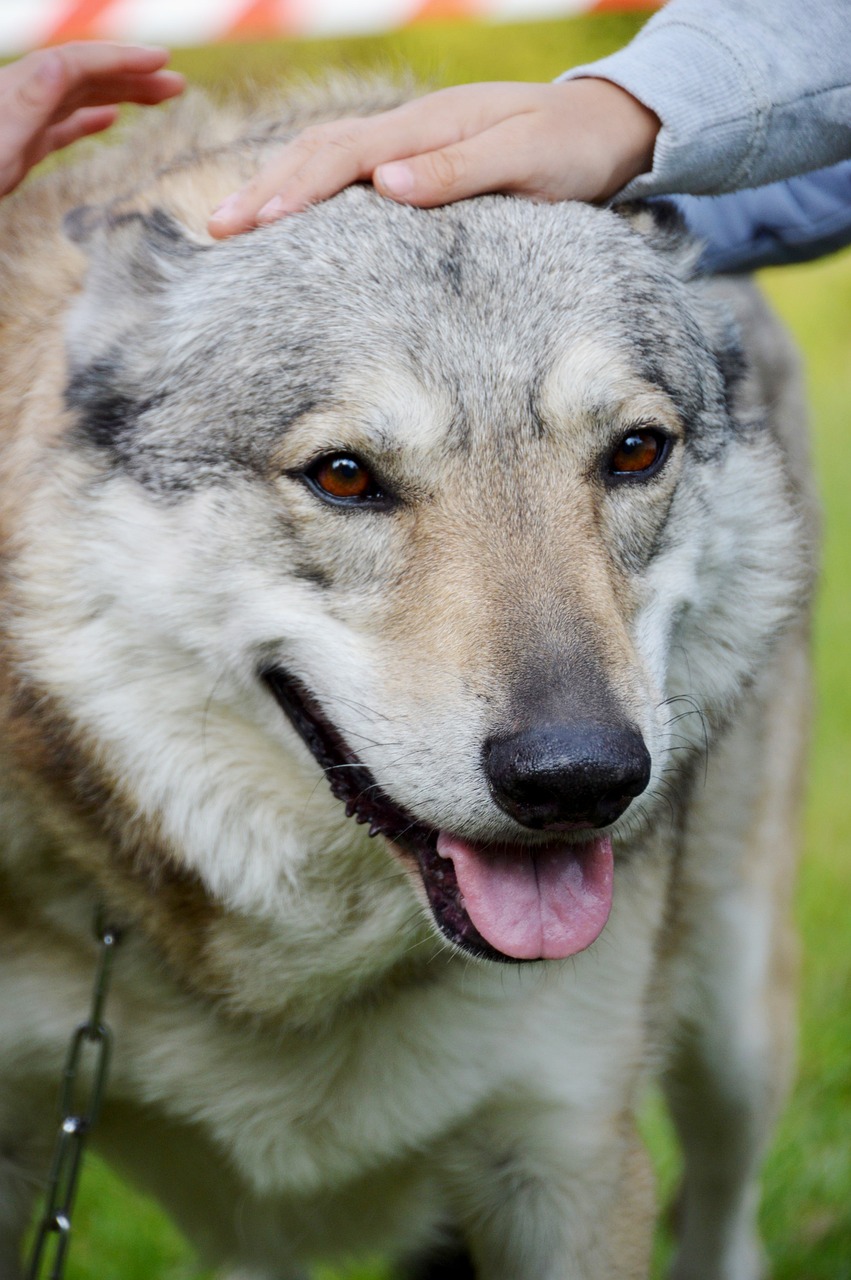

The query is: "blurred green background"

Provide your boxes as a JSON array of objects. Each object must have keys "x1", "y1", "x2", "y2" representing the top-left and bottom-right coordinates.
[{"x1": 37, "y1": 12, "x2": 851, "y2": 1280}]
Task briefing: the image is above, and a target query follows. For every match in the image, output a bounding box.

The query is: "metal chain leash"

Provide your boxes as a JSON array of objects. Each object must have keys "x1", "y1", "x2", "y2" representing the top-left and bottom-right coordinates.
[{"x1": 26, "y1": 911, "x2": 123, "y2": 1280}]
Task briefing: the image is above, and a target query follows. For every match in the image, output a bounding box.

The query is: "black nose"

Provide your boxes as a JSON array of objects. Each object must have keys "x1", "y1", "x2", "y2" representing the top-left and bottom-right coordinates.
[{"x1": 483, "y1": 723, "x2": 651, "y2": 830}]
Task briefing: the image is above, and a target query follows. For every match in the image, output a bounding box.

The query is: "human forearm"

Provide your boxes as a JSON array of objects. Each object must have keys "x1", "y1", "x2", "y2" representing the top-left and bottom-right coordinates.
[{"x1": 560, "y1": 0, "x2": 851, "y2": 199}]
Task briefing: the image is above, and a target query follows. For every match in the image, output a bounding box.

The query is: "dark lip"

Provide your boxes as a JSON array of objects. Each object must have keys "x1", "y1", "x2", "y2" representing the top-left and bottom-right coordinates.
[{"x1": 261, "y1": 666, "x2": 523, "y2": 963}]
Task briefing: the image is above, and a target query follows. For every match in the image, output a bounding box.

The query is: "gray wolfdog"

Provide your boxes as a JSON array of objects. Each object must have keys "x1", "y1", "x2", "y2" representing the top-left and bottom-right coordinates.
[{"x1": 0, "y1": 84, "x2": 816, "y2": 1280}]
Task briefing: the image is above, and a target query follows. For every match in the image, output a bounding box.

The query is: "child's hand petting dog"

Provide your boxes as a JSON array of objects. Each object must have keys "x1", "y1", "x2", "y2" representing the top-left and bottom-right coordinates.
[
  {"x1": 208, "y1": 78, "x2": 659, "y2": 237},
  {"x1": 0, "y1": 42, "x2": 184, "y2": 199}
]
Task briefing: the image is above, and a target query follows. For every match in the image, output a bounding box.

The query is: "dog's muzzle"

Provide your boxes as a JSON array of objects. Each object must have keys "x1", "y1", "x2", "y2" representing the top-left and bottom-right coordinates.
[{"x1": 261, "y1": 667, "x2": 645, "y2": 965}]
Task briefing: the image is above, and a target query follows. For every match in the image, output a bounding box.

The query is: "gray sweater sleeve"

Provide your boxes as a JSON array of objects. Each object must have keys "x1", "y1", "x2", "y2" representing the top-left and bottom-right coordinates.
[{"x1": 557, "y1": 0, "x2": 851, "y2": 199}]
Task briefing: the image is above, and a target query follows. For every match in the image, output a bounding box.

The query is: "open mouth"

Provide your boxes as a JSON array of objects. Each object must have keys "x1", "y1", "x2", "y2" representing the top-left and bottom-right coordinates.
[{"x1": 262, "y1": 667, "x2": 613, "y2": 965}]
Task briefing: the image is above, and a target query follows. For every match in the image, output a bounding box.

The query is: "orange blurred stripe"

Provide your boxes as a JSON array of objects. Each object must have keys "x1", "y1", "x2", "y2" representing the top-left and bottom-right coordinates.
[
  {"x1": 591, "y1": 0, "x2": 661, "y2": 10},
  {"x1": 226, "y1": 0, "x2": 300, "y2": 38},
  {"x1": 43, "y1": 0, "x2": 117, "y2": 43},
  {"x1": 410, "y1": 0, "x2": 482, "y2": 22}
]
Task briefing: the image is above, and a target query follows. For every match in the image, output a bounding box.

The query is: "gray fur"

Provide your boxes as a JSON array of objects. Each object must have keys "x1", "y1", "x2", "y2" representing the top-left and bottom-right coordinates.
[{"x1": 66, "y1": 191, "x2": 743, "y2": 498}]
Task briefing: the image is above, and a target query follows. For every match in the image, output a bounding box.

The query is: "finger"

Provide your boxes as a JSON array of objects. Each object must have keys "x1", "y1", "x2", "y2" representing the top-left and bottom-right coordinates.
[
  {"x1": 208, "y1": 113, "x2": 439, "y2": 238},
  {"x1": 46, "y1": 41, "x2": 174, "y2": 82},
  {"x1": 32, "y1": 105, "x2": 119, "y2": 164},
  {"x1": 52, "y1": 69, "x2": 185, "y2": 117},
  {"x1": 29, "y1": 44, "x2": 182, "y2": 122},
  {"x1": 208, "y1": 85, "x2": 522, "y2": 238},
  {"x1": 372, "y1": 117, "x2": 541, "y2": 208},
  {"x1": 0, "y1": 45, "x2": 182, "y2": 142}
]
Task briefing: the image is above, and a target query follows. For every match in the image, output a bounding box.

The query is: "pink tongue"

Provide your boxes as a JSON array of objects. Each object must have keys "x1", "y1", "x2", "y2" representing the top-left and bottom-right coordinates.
[{"x1": 436, "y1": 832, "x2": 614, "y2": 961}]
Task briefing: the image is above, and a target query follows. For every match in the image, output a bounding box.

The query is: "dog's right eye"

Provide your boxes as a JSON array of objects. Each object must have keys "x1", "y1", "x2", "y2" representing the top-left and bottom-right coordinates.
[
  {"x1": 605, "y1": 427, "x2": 671, "y2": 482},
  {"x1": 303, "y1": 454, "x2": 387, "y2": 507}
]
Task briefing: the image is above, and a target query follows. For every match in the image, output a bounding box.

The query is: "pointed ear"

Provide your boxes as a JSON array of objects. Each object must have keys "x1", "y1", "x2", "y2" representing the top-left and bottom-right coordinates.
[
  {"x1": 614, "y1": 198, "x2": 700, "y2": 277},
  {"x1": 64, "y1": 206, "x2": 207, "y2": 367},
  {"x1": 616, "y1": 199, "x2": 752, "y2": 420}
]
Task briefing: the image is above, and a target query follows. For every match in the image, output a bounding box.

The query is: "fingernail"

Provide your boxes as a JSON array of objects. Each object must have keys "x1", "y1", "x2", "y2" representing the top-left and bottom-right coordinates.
[
  {"x1": 257, "y1": 197, "x2": 287, "y2": 223},
  {"x1": 375, "y1": 162, "x2": 414, "y2": 198},
  {"x1": 210, "y1": 193, "x2": 240, "y2": 224}
]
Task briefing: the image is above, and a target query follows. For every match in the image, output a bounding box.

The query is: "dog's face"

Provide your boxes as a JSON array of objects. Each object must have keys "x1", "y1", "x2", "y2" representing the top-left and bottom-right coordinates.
[{"x1": 42, "y1": 191, "x2": 806, "y2": 965}]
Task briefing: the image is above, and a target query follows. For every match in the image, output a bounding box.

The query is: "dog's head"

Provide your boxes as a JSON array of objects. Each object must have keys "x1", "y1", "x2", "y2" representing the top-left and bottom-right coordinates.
[{"x1": 36, "y1": 187, "x2": 810, "y2": 966}]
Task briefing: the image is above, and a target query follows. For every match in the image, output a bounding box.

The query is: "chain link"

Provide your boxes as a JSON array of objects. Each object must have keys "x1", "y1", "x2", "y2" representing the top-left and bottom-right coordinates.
[{"x1": 26, "y1": 911, "x2": 123, "y2": 1280}]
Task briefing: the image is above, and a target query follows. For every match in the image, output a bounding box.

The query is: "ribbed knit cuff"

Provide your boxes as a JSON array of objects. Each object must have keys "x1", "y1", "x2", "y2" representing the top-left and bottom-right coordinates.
[{"x1": 557, "y1": 19, "x2": 770, "y2": 200}]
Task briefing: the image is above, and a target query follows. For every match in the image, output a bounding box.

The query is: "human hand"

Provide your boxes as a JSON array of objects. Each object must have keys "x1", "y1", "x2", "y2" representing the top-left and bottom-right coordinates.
[
  {"x1": 209, "y1": 78, "x2": 659, "y2": 238},
  {"x1": 0, "y1": 42, "x2": 185, "y2": 198}
]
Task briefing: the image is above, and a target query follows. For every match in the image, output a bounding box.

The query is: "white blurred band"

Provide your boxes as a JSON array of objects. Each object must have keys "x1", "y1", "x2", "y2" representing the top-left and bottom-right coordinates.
[{"x1": 0, "y1": 0, "x2": 658, "y2": 55}]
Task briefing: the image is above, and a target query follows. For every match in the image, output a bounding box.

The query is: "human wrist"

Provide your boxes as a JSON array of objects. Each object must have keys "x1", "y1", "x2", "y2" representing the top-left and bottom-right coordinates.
[{"x1": 561, "y1": 77, "x2": 659, "y2": 199}]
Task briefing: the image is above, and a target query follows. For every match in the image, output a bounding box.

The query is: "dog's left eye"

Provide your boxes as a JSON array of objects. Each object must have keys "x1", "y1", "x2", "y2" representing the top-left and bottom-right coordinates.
[
  {"x1": 304, "y1": 454, "x2": 386, "y2": 506},
  {"x1": 605, "y1": 428, "x2": 671, "y2": 481}
]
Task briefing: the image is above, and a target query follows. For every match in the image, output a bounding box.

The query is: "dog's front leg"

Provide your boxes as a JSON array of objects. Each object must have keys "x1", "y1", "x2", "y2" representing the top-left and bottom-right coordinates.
[
  {"x1": 438, "y1": 1103, "x2": 654, "y2": 1280},
  {"x1": 659, "y1": 633, "x2": 807, "y2": 1280}
]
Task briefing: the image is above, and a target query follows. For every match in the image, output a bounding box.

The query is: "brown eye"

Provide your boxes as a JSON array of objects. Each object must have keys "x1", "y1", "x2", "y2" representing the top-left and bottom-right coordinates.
[
  {"x1": 304, "y1": 454, "x2": 385, "y2": 505},
  {"x1": 607, "y1": 428, "x2": 670, "y2": 480}
]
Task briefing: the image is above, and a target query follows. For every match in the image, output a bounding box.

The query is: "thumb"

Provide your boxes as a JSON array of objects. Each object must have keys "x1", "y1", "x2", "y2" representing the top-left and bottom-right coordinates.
[{"x1": 374, "y1": 140, "x2": 484, "y2": 208}]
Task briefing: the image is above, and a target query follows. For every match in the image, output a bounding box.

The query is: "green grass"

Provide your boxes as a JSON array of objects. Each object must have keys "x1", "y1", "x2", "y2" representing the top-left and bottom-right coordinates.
[
  {"x1": 29, "y1": 13, "x2": 851, "y2": 1279},
  {"x1": 756, "y1": 255, "x2": 851, "y2": 1280}
]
